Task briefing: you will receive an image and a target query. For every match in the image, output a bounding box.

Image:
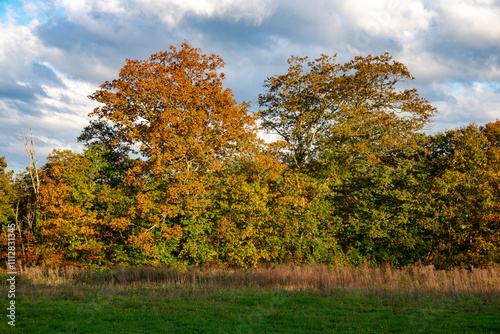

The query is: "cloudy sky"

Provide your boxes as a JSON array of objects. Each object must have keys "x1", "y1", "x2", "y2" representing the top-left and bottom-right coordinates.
[{"x1": 1, "y1": 0, "x2": 500, "y2": 171}]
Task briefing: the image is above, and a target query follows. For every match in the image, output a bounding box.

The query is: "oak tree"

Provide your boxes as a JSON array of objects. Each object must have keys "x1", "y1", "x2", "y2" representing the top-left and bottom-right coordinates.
[
  {"x1": 258, "y1": 53, "x2": 437, "y2": 169},
  {"x1": 258, "y1": 53, "x2": 438, "y2": 266},
  {"x1": 88, "y1": 43, "x2": 258, "y2": 263}
]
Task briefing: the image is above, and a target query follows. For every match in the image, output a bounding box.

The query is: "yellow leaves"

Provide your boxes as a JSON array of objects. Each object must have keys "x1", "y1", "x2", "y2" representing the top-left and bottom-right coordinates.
[
  {"x1": 162, "y1": 224, "x2": 182, "y2": 240},
  {"x1": 107, "y1": 217, "x2": 131, "y2": 232},
  {"x1": 74, "y1": 243, "x2": 103, "y2": 253},
  {"x1": 367, "y1": 154, "x2": 381, "y2": 165},
  {"x1": 127, "y1": 231, "x2": 156, "y2": 256},
  {"x1": 38, "y1": 179, "x2": 69, "y2": 211},
  {"x1": 38, "y1": 247, "x2": 65, "y2": 267},
  {"x1": 39, "y1": 218, "x2": 72, "y2": 240},
  {"x1": 78, "y1": 225, "x2": 97, "y2": 238},
  {"x1": 259, "y1": 51, "x2": 437, "y2": 169}
]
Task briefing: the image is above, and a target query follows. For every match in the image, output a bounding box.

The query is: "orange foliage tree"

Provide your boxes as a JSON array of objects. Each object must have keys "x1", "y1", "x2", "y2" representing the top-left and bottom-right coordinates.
[
  {"x1": 36, "y1": 148, "x2": 144, "y2": 266},
  {"x1": 87, "y1": 42, "x2": 258, "y2": 265}
]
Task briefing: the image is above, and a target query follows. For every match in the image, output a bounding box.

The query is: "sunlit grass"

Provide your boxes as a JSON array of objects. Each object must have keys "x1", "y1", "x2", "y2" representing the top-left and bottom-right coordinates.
[{"x1": 1, "y1": 264, "x2": 499, "y2": 333}]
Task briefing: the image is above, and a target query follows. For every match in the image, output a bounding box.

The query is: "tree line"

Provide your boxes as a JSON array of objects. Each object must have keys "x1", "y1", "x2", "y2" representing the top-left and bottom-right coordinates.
[{"x1": 1, "y1": 43, "x2": 499, "y2": 269}]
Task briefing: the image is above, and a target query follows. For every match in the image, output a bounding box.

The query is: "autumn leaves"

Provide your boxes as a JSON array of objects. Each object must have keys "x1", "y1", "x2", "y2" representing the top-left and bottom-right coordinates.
[{"x1": 1, "y1": 43, "x2": 498, "y2": 268}]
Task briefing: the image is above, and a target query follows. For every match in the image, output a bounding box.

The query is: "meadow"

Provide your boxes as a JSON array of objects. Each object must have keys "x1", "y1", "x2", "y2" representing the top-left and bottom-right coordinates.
[{"x1": 1, "y1": 264, "x2": 499, "y2": 333}]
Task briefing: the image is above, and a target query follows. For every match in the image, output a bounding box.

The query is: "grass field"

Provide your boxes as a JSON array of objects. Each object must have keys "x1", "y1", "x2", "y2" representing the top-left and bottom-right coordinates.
[{"x1": 1, "y1": 264, "x2": 499, "y2": 333}]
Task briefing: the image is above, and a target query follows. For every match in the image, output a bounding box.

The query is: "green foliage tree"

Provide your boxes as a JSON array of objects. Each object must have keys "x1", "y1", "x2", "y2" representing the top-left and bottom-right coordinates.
[
  {"x1": 78, "y1": 120, "x2": 135, "y2": 187},
  {"x1": 258, "y1": 53, "x2": 438, "y2": 265},
  {"x1": 419, "y1": 122, "x2": 500, "y2": 268},
  {"x1": 0, "y1": 156, "x2": 14, "y2": 226},
  {"x1": 0, "y1": 156, "x2": 17, "y2": 262},
  {"x1": 258, "y1": 53, "x2": 437, "y2": 170}
]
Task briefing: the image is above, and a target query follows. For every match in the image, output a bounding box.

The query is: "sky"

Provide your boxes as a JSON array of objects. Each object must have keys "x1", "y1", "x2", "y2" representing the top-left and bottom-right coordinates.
[{"x1": 1, "y1": 0, "x2": 500, "y2": 172}]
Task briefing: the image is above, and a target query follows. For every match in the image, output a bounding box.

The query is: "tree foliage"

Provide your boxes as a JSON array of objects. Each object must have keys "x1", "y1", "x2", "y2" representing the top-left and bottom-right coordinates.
[
  {"x1": 419, "y1": 124, "x2": 500, "y2": 268},
  {"x1": 0, "y1": 156, "x2": 14, "y2": 226},
  {"x1": 2, "y1": 43, "x2": 499, "y2": 269},
  {"x1": 258, "y1": 53, "x2": 436, "y2": 169}
]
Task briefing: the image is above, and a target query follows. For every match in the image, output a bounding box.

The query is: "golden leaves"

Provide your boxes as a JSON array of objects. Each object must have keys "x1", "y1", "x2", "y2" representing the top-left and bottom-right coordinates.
[{"x1": 259, "y1": 52, "x2": 437, "y2": 169}]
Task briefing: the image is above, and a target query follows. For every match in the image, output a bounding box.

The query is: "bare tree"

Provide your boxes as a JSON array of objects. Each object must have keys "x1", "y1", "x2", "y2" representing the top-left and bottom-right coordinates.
[
  {"x1": 17, "y1": 128, "x2": 40, "y2": 260},
  {"x1": 20, "y1": 128, "x2": 40, "y2": 197}
]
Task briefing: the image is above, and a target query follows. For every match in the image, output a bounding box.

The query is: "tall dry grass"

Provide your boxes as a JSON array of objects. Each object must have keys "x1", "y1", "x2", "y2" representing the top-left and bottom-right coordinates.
[{"x1": 7, "y1": 263, "x2": 499, "y2": 294}]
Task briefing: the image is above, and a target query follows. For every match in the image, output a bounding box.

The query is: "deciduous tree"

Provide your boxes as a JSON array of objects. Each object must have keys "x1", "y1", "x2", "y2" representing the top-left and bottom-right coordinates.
[
  {"x1": 420, "y1": 122, "x2": 500, "y2": 268},
  {"x1": 87, "y1": 42, "x2": 258, "y2": 264},
  {"x1": 258, "y1": 53, "x2": 437, "y2": 169}
]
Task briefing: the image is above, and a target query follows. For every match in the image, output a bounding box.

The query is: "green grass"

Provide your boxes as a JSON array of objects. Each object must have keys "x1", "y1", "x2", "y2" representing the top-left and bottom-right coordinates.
[{"x1": 2, "y1": 283, "x2": 499, "y2": 333}]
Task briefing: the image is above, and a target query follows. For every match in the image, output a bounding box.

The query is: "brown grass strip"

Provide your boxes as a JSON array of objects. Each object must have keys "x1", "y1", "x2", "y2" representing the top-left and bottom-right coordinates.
[{"x1": 6, "y1": 263, "x2": 500, "y2": 294}]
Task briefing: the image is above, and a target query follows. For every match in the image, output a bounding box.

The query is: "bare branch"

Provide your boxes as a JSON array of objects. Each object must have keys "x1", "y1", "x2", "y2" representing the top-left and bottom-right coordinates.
[{"x1": 20, "y1": 127, "x2": 40, "y2": 195}]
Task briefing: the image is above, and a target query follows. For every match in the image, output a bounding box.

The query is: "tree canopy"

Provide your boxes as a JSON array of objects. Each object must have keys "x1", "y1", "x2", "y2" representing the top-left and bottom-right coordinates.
[
  {"x1": 1, "y1": 43, "x2": 498, "y2": 269},
  {"x1": 258, "y1": 53, "x2": 436, "y2": 169}
]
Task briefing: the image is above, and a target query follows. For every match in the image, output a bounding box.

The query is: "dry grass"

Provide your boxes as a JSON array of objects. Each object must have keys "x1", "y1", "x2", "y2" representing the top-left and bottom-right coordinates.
[{"x1": 6, "y1": 263, "x2": 499, "y2": 294}]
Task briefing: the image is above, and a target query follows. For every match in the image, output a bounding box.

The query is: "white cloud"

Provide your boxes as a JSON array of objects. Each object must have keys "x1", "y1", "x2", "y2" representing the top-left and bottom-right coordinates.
[
  {"x1": 0, "y1": 13, "x2": 97, "y2": 127},
  {"x1": 0, "y1": 18, "x2": 60, "y2": 64},
  {"x1": 139, "y1": 0, "x2": 273, "y2": 25},
  {"x1": 0, "y1": 46, "x2": 97, "y2": 169},
  {"x1": 53, "y1": 0, "x2": 273, "y2": 27},
  {"x1": 337, "y1": 0, "x2": 435, "y2": 41},
  {"x1": 431, "y1": 81, "x2": 500, "y2": 131},
  {"x1": 398, "y1": 49, "x2": 456, "y2": 82},
  {"x1": 434, "y1": 0, "x2": 500, "y2": 48},
  {"x1": 37, "y1": 63, "x2": 99, "y2": 119},
  {"x1": 54, "y1": 0, "x2": 127, "y2": 17}
]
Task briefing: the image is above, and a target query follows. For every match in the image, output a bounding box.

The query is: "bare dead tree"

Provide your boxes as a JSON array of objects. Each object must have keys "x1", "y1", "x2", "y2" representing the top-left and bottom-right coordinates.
[
  {"x1": 20, "y1": 128, "x2": 40, "y2": 197},
  {"x1": 18, "y1": 128, "x2": 40, "y2": 261}
]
